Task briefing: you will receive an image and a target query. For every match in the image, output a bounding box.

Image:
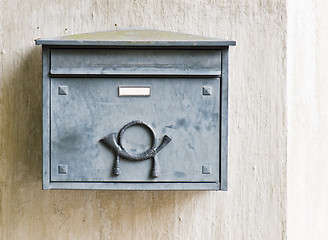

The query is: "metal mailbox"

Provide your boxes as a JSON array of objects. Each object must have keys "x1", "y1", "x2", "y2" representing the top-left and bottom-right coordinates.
[{"x1": 35, "y1": 28, "x2": 235, "y2": 190}]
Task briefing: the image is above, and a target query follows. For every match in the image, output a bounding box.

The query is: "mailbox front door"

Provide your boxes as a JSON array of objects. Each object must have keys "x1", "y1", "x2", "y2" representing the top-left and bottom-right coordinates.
[{"x1": 50, "y1": 77, "x2": 220, "y2": 183}]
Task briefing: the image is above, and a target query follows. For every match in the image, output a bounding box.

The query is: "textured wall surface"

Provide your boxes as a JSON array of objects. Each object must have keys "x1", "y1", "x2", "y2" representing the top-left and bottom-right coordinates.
[
  {"x1": 287, "y1": 0, "x2": 328, "y2": 239},
  {"x1": 0, "y1": 0, "x2": 287, "y2": 239}
]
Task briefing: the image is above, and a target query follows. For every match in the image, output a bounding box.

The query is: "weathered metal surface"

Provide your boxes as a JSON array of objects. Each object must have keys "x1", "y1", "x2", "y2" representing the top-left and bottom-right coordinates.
[
  {"x1": 50, "y1": 48, "x2": 222, "y2": 76},
  {"x1": 100, "y1": 120, "x2": 172, "y2": 178},
  {"x1": 36, "y1": 28, "x2": 232, "y2": 190},
  {"x1": 42, "y1": 46, "x2": 51, "y2": 190},
  {"x1": 35, "y1": 28, "x2": 236, "y2": 46},
  {"x1": 50, "y1": 77, "x2": 220, "y2": 184},
  {"x1": 220, "y1": 47, "x2": 229, "y2": 190}
]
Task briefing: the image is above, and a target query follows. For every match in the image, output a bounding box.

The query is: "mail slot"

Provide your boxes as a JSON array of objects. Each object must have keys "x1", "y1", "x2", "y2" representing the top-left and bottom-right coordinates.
[{"x1": 36, "y1": 28, "x2": 235, "y2": 190}]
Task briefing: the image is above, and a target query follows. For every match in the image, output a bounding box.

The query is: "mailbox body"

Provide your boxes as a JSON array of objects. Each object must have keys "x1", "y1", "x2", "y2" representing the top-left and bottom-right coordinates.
[{"x1": 36, "y1": 29, "x2": 235, "y2": 190}]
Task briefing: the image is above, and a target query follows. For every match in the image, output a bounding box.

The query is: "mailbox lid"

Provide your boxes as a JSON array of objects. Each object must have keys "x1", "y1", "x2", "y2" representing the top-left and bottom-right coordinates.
[
  {"x1": 50, "y1": 77, "x2": 220, "y2": 183},
  {"x1": 35, "y1": 28, "x2": 236, "y2": 47},
  {"x1": 50, "y1": 48, "x2": 222, "y2": 76}
]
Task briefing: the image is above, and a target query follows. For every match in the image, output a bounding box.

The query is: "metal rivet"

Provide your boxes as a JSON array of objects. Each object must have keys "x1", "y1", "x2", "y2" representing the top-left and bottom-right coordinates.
[
  {"x1": 58, "y1": 164, "x2": 67, "y2": 174},
  {"x1": 58, "y1": 86, "x2": 68, "y2": 95},
  {"x1": 202, "y1": 165, "x2": 211, "y2": 174},
  {"x1": 202, "y1": 86, "x2": 212, "y2": 96}
]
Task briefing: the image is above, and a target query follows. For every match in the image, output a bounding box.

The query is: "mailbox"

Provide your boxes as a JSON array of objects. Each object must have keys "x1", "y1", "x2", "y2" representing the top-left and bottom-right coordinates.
[{"x1": 36, "y1": 28, "x2": 235, "y2": 190}]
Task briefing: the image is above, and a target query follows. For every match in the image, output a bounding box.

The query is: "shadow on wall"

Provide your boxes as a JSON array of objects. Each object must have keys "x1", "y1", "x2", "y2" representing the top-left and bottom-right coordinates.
[
  {"x1": 0, "y1": 44, "x2": 213, "y2": 239},
  {"x1": 2, "y1": 46, "x2": 43, "y2": 188}
]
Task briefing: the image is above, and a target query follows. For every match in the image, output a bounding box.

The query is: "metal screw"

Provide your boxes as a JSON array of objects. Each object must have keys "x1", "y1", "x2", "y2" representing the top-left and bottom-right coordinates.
[
  {"x1": 202, "y1": 165, "x2": 211, "y2": 174},
  {"x1": 58, "y1": 86, "x2": 68, "y2": 95},
  {"x1": 202, "y1": 86, "x2": 212, "y2": 96},
  {"x1": 58, "y1": 164, "x2": 67, "y2": 174}
]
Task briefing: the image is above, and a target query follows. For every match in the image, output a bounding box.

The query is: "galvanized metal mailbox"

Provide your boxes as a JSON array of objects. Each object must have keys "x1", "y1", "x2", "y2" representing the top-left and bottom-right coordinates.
[{"x1": 36, "y1": 28, "x2": 235, "y2": 190}]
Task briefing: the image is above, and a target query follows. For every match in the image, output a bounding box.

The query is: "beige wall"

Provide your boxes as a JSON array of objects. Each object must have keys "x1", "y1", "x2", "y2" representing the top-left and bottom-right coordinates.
[
  {"x1": 0, "y1": 0, "x2": 287, "y2": 239},
  {"x1": 287, "y1": 0, "x2": 328, "y2": 239}
]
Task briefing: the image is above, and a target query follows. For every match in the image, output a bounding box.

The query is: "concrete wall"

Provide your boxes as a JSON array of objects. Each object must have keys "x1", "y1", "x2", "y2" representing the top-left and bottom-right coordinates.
[
  {"x1": 287, "y1": 0, "x2": 328, "y2": 239},
  {"x1": 0, "y1": 0, "x2": 287, "y2": 239}
]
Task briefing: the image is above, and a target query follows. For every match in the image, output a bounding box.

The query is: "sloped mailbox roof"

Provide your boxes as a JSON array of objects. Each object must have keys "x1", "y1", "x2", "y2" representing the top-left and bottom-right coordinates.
[{"x1": 35, "y1": 28, "x2": 236, "y2": 47}]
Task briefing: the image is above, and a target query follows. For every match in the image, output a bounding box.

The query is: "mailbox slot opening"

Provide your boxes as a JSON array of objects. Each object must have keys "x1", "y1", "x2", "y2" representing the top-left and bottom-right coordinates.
[{"x1": 50, "y1": 48, "x2": 222, "y2": 77}]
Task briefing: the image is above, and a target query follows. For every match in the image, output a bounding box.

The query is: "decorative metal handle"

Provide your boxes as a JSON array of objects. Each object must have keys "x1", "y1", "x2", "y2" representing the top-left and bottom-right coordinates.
[{"x1": 100, "y1": 120, "x2": 172, "y2": 178}]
